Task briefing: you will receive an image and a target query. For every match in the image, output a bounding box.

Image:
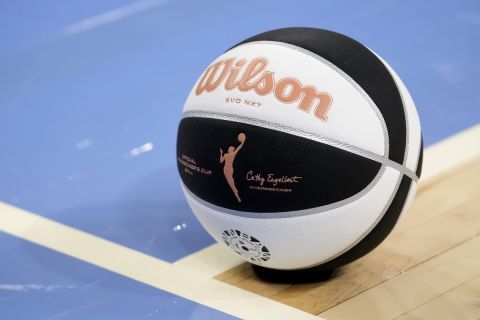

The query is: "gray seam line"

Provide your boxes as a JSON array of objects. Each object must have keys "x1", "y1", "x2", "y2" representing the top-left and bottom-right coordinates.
[
  {"x1": 183, "y1": 110, "x2": 418, "y2": 182},
  {"x1": 181, "y1": 164, "x2": 387, "y2": 219},
  {"x1": 368, "y1": 47, "x2": 410, "y2": 167},
  {"x1": 236, "y1": 40, "x2": 390, "y2": 159}
]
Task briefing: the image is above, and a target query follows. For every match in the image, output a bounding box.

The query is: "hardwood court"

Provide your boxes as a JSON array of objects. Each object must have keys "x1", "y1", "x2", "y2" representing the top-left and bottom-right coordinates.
[{"x1": 216, "y1": 157, "x2": 480, "y2": 320}]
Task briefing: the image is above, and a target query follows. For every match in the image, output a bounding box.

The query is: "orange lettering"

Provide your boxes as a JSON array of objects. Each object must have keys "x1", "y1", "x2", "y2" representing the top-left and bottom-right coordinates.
[
  {"x1": 195, "y1": 57, "x2": 333, "y2": 121},
  {"x1": 274, "y1": 78, "x2": 302, "y2": 103},
  {"x1": 297, "y1": 86, "x2": 332, "y2": 121},
  {"x1": 225, "y1": 59, "x2": 246, "y2": 90},
  {"x1": 196, "y1": 58, "x2": 234, "y2": 95}
]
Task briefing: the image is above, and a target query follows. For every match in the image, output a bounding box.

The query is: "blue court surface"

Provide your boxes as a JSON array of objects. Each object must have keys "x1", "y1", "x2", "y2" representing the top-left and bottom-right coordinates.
[{"x1": 0, "y1": 0, "x2": 479, "y2": 319}]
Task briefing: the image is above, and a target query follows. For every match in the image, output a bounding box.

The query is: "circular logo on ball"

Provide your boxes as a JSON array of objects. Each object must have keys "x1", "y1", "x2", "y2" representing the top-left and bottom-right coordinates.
[{"x1": 221, "y1": 229, "x2": 270, "y2": 263}]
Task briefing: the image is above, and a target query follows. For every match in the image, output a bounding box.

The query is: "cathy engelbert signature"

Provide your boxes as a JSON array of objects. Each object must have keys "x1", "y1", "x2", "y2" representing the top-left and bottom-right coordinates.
[{"x1": 246, "y1": 170, "x2": 302, "y2": 187}]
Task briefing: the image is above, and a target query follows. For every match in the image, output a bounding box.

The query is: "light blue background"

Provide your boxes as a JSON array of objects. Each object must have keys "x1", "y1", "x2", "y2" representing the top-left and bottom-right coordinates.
[{"x1": 0, "y1": 0, "x2": 478, "y2": 318}]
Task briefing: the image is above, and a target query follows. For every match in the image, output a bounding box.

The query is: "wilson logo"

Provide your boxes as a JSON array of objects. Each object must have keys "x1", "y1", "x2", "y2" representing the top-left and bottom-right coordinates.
[{"x1": 195, "y1": 57, "x2": 332, "y2": 121}]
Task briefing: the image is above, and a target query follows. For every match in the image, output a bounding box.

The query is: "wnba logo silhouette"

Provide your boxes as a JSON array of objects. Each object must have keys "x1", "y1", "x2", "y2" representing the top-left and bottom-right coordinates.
[{"x1": 220, "y1": 133, "x2": 246, "y2": 203}]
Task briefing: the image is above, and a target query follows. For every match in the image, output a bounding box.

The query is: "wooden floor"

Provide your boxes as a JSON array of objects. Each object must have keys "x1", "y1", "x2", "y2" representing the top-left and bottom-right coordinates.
[{"x1": 215, "y1": 157, "x2": 480, "y2": 320}]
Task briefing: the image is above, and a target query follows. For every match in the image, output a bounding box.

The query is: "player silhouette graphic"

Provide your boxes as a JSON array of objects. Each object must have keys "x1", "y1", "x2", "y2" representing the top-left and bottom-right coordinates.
[{"x1": 219, "y1": 133, "x2": 246, "y2": 203}]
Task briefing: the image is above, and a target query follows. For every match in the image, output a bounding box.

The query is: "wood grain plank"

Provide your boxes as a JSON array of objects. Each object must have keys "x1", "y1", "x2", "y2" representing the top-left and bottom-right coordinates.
[
  {"x1": 215, "y1": 263, "x2": 290, "y2": 297},
  {"x1": 320, "y1": 235, "x2": 480, "y2": 320},
  {"x1": 396, "y1": 159, "x2": 479, "y2": 233},
  {"x1": 393, "y1": 275, "x2": 480, "y2": 320}
]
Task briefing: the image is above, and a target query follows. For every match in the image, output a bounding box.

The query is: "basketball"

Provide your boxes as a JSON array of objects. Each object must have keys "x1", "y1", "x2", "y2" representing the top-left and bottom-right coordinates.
[{"x1": 176, "y1": 27, "x2": 423, "y2": 271}]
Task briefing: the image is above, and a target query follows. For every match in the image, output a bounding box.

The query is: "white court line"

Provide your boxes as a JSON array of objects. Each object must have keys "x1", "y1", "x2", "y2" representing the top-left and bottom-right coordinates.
[
  {"x1": 421, "y1": 124, "x2": 480, "y2": 182},
  {"x1": 0, "y1": 202, "x2": 319, "y2": 320},
  {"x1": 174, "y1": 241, "x2": 245, "y2": 278},
  {"x1": 0, "y1": 124, "x2": 478, "y2": 319},
  {"x1": 62, "y1": 0, "x2": 173, "y2": 36}
]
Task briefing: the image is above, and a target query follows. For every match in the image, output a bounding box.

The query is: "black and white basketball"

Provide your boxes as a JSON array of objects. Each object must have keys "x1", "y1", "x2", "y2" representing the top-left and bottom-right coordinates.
[{"x1": 176, "y1": 27, "x2": 422, "y2": 271}]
